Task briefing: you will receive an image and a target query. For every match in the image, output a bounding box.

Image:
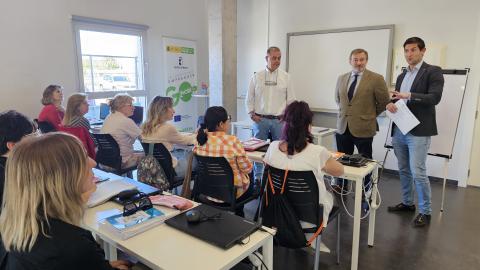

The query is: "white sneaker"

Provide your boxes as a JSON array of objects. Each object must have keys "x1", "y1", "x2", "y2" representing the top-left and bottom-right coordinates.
[
  {"x1": 303, "y1": 241, "x2": 331, "y2": 254},
  {"x1": 319, "y1": 241, "x2": 331, "y2": 253}
]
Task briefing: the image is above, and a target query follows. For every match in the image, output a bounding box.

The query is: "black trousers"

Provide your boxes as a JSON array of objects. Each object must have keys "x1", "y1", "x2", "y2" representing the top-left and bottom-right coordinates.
[{"x1": 335, "y1": 126, "x2": 373, "y2": 189}]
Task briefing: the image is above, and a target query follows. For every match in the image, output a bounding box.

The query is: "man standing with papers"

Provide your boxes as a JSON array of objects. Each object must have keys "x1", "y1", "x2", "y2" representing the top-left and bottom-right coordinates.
[
  {"x1": 334, "y1": 48, "x2": 390, "y2": 197},
  {"x1": 386, "y1": 37, "x2": 444, "y2": 227}
]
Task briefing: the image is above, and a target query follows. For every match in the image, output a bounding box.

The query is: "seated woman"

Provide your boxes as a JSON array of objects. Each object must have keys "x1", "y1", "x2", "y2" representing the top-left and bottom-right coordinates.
[
  {"x1": 263, "y1": 101, "x2": 343, "y2": 242},
  {"x1": 0, "y1": 133, "x2": 131, "y2": 269},
  {"x1": 38, "y1": 84, "x2": 64, "y2": 130},
  {"x1": 62, "y1": 93, "x2": 91, "y2": 130},
  {"x1": 0, "y1": 110, "x2": 35, "y2": 206},
  {"x1": 141, "y1": 96, "x2": 196, "y2": 177},
  {"x1": 101, "y1": 93, "x2": 143, "y2": 168},
  {"x1": 193, "y1": 106, "x2": 254, "y2": 212}
]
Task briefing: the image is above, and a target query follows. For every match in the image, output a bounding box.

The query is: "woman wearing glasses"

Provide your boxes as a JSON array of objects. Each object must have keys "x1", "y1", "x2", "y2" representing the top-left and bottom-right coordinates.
[
  {"x1": 194, "y1": 106, "x2": 253, "y2": 215},
  {"x1": 59, "y1": 93, "x2": 96, "y2": 159},
  {"x1": 0, "y1": 133, "x2": 131, "y2": 269},
  {"x1": 101, "y1": 93, "x2": 143, "y2": 169},
  {"x1": 141, "y1": 96, "x2": 196, "y2": 177}
]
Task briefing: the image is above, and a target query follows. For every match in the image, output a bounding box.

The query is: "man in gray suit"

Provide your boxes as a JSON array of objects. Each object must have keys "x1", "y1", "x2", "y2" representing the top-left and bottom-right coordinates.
[{"x1": 334, "y1": 48, "x2": 390, "y2": 196}]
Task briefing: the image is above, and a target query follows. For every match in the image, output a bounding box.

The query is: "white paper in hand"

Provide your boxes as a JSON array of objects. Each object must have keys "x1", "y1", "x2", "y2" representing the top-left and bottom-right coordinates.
[
  {"x1": 87, "y1": 180, "x2": 137, "y2": 207},
  {"x1": 386, "y1": 99, "x2": 420, "y2": 135}
]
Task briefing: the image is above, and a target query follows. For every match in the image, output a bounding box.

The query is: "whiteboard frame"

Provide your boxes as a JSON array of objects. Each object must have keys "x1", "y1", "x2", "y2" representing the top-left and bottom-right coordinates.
[{"x1": 286, "y1": 25, "x2": 395, "y2": 112}]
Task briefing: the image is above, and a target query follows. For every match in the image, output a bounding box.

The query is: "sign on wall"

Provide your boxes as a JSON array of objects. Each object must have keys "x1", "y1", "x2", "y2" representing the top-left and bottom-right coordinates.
[{"x1": 163, "y1": 37, "x2": 198, "y2": 132}]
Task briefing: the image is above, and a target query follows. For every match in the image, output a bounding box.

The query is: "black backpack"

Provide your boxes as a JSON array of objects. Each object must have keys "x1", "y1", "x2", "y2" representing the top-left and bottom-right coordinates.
[{"x1": 261, "y1": 169, "x2": 324, "y2": 248}]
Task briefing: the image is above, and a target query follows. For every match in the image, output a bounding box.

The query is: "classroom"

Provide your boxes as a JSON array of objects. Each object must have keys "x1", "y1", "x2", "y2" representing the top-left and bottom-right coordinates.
[{"x1": 1, "y1": 0, "x2": 480, "y2": 269}]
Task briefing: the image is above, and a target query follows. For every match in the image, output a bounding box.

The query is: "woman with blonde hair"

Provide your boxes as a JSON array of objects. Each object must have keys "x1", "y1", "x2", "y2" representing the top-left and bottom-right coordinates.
[
  {"x1": 0, "y1": 132, "x2": 130, "y2": 269},
  {"x1": 101, "y1": 93, "x2": 143, "y2": 168},
  {"x1": 38, "y1": 84, "x2": 65, "y2": 130},
  {"x1": 62, "y1": 93, "x2": 90, "y2": 130},
  {"x1": 141, "y1": 96, "x2": 196, "y2": 177}
]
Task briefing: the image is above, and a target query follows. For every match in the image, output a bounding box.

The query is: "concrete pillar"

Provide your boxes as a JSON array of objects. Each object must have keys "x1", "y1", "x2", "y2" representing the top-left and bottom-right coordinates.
[{"x1": 208, "y1": 0, "x2": 237, "y2": 120}]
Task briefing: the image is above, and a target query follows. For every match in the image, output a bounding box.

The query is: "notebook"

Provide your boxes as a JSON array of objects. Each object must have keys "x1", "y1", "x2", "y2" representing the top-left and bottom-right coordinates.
[
  {"x1": 91, "y1": 169, "x2": 161, "y2": 206},
  {"x1": 165, "y1": 204, "x2": 260, "y2": 249},
  {"x1": 87, "y1": 179, "x2": 137, "y2": 208},
  {"x1": 242, "y1": 138, "x2": 269, "y2": 151},
  {"x1": 101, "y1": 207, "x2": 177, "y2": 240}
]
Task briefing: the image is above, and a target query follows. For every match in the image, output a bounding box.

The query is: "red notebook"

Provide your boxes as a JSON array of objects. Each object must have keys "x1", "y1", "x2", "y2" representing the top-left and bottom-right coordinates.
[{"x1": 242, "y1": 138, "x2": 269, "y2": 151}]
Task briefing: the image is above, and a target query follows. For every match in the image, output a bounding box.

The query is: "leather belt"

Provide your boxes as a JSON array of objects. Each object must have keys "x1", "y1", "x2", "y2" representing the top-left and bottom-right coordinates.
[{"x1": 255, "y1": 113, "x2": 280, "y2": 120}]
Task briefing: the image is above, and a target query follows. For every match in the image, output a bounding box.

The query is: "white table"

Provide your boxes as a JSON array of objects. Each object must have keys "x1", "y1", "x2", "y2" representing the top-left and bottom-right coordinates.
[
  {"x1": 231, "y1": 120, "x2": 336, "y2": 150},
  {"x1": 84, "y1": 200, "x2": 275, "y2": 270},
  {"x1": 247, "y1": 151, "x2": 379, "y2": 270}
]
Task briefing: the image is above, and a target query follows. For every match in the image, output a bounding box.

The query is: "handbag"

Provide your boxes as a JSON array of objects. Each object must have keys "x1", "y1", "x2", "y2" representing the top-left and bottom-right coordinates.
[{"x1": 137, "y1": 143, "x2": 170, "y2": 191}]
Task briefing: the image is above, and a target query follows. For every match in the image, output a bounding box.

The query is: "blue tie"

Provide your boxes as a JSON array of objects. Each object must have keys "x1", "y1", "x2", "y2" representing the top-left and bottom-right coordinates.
[{"x1": 348, "y1": 74, "x2": 359, "y2": 101}]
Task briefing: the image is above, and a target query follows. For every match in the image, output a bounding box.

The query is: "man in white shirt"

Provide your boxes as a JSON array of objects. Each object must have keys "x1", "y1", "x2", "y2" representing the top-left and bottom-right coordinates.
[{"x1": 246, "y1": 46, "x2": 295, "y2": 141}]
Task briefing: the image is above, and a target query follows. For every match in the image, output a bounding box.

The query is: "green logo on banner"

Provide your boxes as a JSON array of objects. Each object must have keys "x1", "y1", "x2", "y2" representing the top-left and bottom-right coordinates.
[{"x1": 166, "y1": 81, "x2": 198, "y2": 106}]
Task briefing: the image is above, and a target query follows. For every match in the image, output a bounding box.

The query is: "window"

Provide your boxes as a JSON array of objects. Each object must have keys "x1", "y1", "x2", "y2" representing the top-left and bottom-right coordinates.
[{"x1": 72, "y1": 16, "x2": 148, "y2": 121}]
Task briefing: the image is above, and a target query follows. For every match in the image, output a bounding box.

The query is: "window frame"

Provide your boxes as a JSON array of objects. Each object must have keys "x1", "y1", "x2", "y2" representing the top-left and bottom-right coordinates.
[{"x1": 72, "y1": 16, "x2": 149, "y2": 101}]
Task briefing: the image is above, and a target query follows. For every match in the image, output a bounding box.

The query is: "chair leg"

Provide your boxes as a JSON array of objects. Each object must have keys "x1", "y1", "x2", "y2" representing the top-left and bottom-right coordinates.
[
  {"x1": 314, "y1": 234, "x2": 321, "y2": 270},
  {"x1": 336, "y1": 214, "x2": 341, "y2": 265}
]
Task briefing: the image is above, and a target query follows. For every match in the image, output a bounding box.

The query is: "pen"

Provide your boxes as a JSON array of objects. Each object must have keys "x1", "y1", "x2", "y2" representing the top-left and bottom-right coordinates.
[{"x1": 95, "y1": 177, "x2": 110, "y2": 184}]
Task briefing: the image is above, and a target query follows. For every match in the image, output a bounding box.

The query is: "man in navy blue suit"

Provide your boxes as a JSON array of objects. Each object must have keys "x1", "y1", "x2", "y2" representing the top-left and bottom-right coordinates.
[{"x1": 386, "y1": 37, "x2": 444, "y2": 227}]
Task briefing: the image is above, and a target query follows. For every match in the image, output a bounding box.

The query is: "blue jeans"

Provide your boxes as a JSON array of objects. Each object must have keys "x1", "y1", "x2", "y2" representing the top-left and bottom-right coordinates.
[
  {"x1": 252, "y1": 118, "x2": 282, "y2": 141},
  {"x1": 252, "y1": 118, "x2": 283, "y2": 180},
  {"x1": 392, "y1": 128, "x2": 432, "y2": 215}
]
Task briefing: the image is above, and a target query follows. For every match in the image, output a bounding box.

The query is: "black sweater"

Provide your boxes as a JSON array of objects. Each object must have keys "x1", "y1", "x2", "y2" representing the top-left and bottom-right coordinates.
[
  {"x1": 0, "y1": 156, "x2": 6, "y2": 207},
  {"x1": 0, "y1": 218, "x2": 114, "y2": 270}
]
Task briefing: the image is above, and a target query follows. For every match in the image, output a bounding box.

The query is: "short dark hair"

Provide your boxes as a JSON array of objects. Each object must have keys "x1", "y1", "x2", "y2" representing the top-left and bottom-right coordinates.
[
  {"x1": 196, "y1": 106, "x2": 229, "y2": 146},
  {"x1": 280, "y1": 101, "x2": 313, "y2": 155},
  {"x1": 267, "y1": 46, "x2": 281, "y2": 55},
  {"x1": 403, "y1": 37, "x2": 425, "y2": 50},
  {"x1": 0, "y1": 110, "x2": 35, "y2": 155},
  {"x1": 350, "y1": 48, "x2": 368, "y2": 60}
]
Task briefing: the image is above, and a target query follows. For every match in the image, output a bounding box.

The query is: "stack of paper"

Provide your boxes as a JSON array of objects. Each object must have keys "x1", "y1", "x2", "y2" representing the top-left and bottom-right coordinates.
[
  {"x1": 385, "y1": 99, "x2": 420, "y2": 135},
  {"x1": 242, "y1": 138, "x2": 269, "y2": 151}
]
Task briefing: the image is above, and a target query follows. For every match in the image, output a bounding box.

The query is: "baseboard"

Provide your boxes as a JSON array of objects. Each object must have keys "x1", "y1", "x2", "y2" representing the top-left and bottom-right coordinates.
[{"x1": 380, "y1": 168, "x2": 458, "y2": 187}]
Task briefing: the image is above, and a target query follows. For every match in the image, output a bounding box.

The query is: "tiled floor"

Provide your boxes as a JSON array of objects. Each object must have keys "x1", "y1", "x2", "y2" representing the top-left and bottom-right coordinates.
[{"x1": 235, "y1": 171, "x2": 480, "y2": 270}]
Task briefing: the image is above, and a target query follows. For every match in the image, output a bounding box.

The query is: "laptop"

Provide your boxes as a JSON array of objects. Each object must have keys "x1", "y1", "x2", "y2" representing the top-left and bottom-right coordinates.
[{"x1": 165, "y1": 204, "x2": 260, "y2": 249}]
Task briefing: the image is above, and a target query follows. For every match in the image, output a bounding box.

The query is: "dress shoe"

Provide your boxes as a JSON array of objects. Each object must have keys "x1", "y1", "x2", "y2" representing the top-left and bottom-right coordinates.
[
  {"x1": 413, "y1": 213, "x2": 431, "y2": 227},
  {"x1": 387, "y1": 203, "x2": 416, "y2": 212}
]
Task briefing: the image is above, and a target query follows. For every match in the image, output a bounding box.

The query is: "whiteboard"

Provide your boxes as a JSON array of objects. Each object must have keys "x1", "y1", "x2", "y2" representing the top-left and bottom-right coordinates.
[
  {"x1": 286, "y1": 25, "x2": 394, "y2": 112},
  {"x1": 384, "y1": 69, "x2": 469, "y2": 159}
]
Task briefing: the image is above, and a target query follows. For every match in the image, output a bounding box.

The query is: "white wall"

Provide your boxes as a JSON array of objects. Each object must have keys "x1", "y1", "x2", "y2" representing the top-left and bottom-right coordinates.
[
  {"x1": 466, "y1": 12, "x2": 480, "y2": 187},
  {"x1": 236, "y1": 0, "x2": 268, "y2": 121},
  {"x1": 237, "y1": 0, "x2": 480, "y2": 186},
  {"x1": 0, "y1": 0, "x2": 209, "y2": 119}
]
